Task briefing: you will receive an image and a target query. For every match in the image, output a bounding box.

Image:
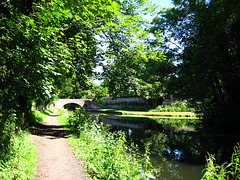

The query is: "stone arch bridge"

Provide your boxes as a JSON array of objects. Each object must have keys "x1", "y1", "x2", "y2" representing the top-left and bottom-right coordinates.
[{"x1": 55, "y1": 99, "x2": 104, "y2": 109}]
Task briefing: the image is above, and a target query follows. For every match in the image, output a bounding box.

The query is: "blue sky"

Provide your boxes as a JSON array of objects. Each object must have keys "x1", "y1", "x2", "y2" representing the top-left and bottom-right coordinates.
[
  {"x1": 143, "y1": 0, "x2": 174, "y2": 22},
  {"x1": 150, "y1": 0, "x2": 173, "y2": 8}
]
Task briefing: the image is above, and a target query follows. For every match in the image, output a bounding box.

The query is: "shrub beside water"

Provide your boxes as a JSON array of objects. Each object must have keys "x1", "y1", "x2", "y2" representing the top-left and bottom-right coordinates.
[
  {"x1": 201, "y1": 143, "x2": 240, "y2": 179},
  {"x1": 57, "y1": 108, "x2": 156, "y2": 179},
  {"x1": 150, "y1": 102, "x2": 195, "y2": 112}
]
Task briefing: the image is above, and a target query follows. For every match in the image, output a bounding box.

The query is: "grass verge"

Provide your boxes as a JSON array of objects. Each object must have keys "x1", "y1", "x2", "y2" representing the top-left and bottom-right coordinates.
[
  {"x1": 0, "y1": 132, "x2": 37, "y2": 179},
  {"x1": 57, "y1": 108, "x2": 156, "y2": 179},
  {"x1": 29, "y1": 108, "x2": 55, "y2": 124},
  {"x1": 0, "y1": 108, "x2": 54, "y2": 179}
]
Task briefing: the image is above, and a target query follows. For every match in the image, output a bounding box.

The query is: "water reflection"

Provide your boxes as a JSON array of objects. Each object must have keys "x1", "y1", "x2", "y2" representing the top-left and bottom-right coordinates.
[
  {"x1": 98, "y1": 115, "x2": 198, "y2": 132},
  {"x1": 158, "y1": 160, "x2": 204, "y2": 180},
  {"x1": 99, "y1": 115, "x2": 164, "y2": 130},
  {"x1": 89, "y1": 113, "x2": 240, "y2": 179}
]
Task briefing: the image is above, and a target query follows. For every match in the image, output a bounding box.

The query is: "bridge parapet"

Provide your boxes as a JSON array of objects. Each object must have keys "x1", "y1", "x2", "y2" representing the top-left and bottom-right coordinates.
[{"x1": 55, "y1": 99, "x2": 104, "y2": 109}]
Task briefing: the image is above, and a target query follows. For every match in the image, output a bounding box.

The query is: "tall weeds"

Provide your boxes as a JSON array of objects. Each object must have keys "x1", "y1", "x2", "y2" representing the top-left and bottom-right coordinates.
[
  {"x1": 58, "y1": 108, "x2": 156, "y2": 179},
  {"x1": 0, "y1": 108, "x2": 53, "y2": 179},
  {"x1": 0, "y1": 132, "x2": 37, "y2": 179},
  {"x1": 201, "y1": 143, "x2": 240, "y2": 179}
]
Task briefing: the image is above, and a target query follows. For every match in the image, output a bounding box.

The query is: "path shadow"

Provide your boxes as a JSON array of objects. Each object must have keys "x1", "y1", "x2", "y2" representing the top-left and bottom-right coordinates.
[{"x1": 30, "y1": 123, "x2": 70, "y2": 139}]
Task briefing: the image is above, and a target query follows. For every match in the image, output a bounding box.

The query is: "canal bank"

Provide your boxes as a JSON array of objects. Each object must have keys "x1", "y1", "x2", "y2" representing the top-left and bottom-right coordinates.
[
  {"x1": 87, "y1": 111, "x2": 240, "y2": 179},
  {"x1": 87, "y1": 109, "x2": 197, "y2": 118},
  {"x1": 58, "y1": 108, "x2": 240, "y2": 179}
]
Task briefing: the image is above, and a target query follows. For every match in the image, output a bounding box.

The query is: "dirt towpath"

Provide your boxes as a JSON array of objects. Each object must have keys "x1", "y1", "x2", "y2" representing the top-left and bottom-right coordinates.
[{"x1": 30, "y1": 112, "x2": 86, "y2": 180}]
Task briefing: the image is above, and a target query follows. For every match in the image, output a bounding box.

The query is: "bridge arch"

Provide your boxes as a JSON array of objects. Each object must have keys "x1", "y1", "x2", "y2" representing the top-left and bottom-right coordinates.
[
  {"x1": 63, "y1": 102, "x2": 83, "y2": 111},
  {"x1": 55, "y1": 99, "x2": 105, "y2": 109}
]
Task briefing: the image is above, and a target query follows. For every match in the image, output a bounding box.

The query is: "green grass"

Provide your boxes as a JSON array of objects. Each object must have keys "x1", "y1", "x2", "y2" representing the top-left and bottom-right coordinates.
[
  {"x1": 29, "y1": 108, "x2": 55, "y2": 124},
  {"x1": 57, "y1": 108, "x2": 72, "y2": 125},
  {"x1": 0, "y1": 108, "x2": 55, "y2": 179},
  {"x1": 88, "y1": 109, "x2": 196, "y2": 117},
  {"x1": 0, "y1": 132, "x2": 38, "y2": 180},
  {"x1": 57, "y1": 108, "x2": 156, "y2": 179}
]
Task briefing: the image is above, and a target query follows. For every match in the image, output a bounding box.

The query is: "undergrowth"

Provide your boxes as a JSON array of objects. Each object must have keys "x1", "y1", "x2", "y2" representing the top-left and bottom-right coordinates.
[
  {"x1": 150, "y1": 102, "x2": 195, "y2": 112},
  {"x1": 57, "y1": 108, "x2": 156, "y2": 179},
  {"x1": 28, "y1": 108, "x2": 55, "y2": 125},
  {"x1": 0, "y1": 132, "x2": 37, "y2": 179},
  {"x1": 0, "y1": 108, "x2": 53, "y2": 179},
  {"x1": 201, "y1": 143, "x2": 240, "y2": 179}
]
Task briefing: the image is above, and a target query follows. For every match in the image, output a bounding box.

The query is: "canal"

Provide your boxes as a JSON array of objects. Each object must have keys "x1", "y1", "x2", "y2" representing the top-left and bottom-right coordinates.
[{"x1": 88, "y1": 113, "x2": 240, "y2": 179}]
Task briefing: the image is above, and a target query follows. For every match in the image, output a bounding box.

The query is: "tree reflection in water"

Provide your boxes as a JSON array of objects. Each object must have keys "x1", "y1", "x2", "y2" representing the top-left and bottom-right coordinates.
[{"x1": 90, "y1": 113, "x2": 240, "y2": 179}]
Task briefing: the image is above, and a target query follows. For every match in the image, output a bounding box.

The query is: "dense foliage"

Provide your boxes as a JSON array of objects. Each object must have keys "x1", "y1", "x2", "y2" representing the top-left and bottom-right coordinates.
[
  {"x1": 150, "y1": 102, "x2": 195, "y2": 112},
  {"x1": 100, "y1": 0, "x2": 177, "y2": 106},
  {"x1": 58, "y1": 77, "x2": 109, "y2": 99},
  {"x1": 101, "y1": 15, "x2": 176, "y2": 105},
  {"x1": 0, "y1": 0, "x2": 117, "y2": 120},
  {"x1": 103, "y1": 47, "x2": 176, "y2": 105},
  {"x1": 0, "y1": 1, "x2": 120, "y2": 176},
  {"x1": 150, "y1": 0, "x2": 240, "y2": 132},
  {"x1": 0, "y1": 0, "x2": 118, "y2": 154}
]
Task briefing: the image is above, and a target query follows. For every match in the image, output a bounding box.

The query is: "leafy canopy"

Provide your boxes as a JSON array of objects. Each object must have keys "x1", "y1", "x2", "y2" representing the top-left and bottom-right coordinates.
[
  {"x1": 0, "y1": 0, "x2": 118, "y2": 123},
  {"x1": 150, "y1": 0, "x2": 240, "y2": 132}
]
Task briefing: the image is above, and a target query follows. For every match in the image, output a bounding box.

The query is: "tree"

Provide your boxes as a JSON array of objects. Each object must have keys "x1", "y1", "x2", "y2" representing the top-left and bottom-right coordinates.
[
  {"x1": 102, "y1": 44, "x2": 175, "y2": 106},
  {"x1": 101, "y1": 0, "x2": 176, "y2": 105},
  {"x1": 57, "y1": 77, "x2": 109, "y2": 99},
  {"x1": 150, "y1": 0, "x2": 240, "y2": 132},
  {"x1": 0, "y1": 0, "x2": 118, "y2": 126}
]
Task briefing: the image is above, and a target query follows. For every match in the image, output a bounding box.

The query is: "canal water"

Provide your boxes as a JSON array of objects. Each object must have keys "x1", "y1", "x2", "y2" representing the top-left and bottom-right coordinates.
[{"x1": 88, "y1": 113, "x2": 240, "y2": 180}]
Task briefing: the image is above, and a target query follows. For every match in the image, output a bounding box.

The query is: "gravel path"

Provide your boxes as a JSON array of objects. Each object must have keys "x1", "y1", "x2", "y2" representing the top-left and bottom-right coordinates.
[{"x1": 30, "y1": 112, "x2": 86, "y2": 180}]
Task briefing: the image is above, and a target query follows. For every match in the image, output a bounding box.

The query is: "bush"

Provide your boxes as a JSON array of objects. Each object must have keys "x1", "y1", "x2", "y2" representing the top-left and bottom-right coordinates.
[
  {"x1": 67, "y1": 108, "x2": 91, "y2": 136},
  {"x1": 150, "y1": 102, "x2": 195, "y2": 112},
  {"x1": 0, "y1": 110, "x2": 19, "y2": 156}
]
